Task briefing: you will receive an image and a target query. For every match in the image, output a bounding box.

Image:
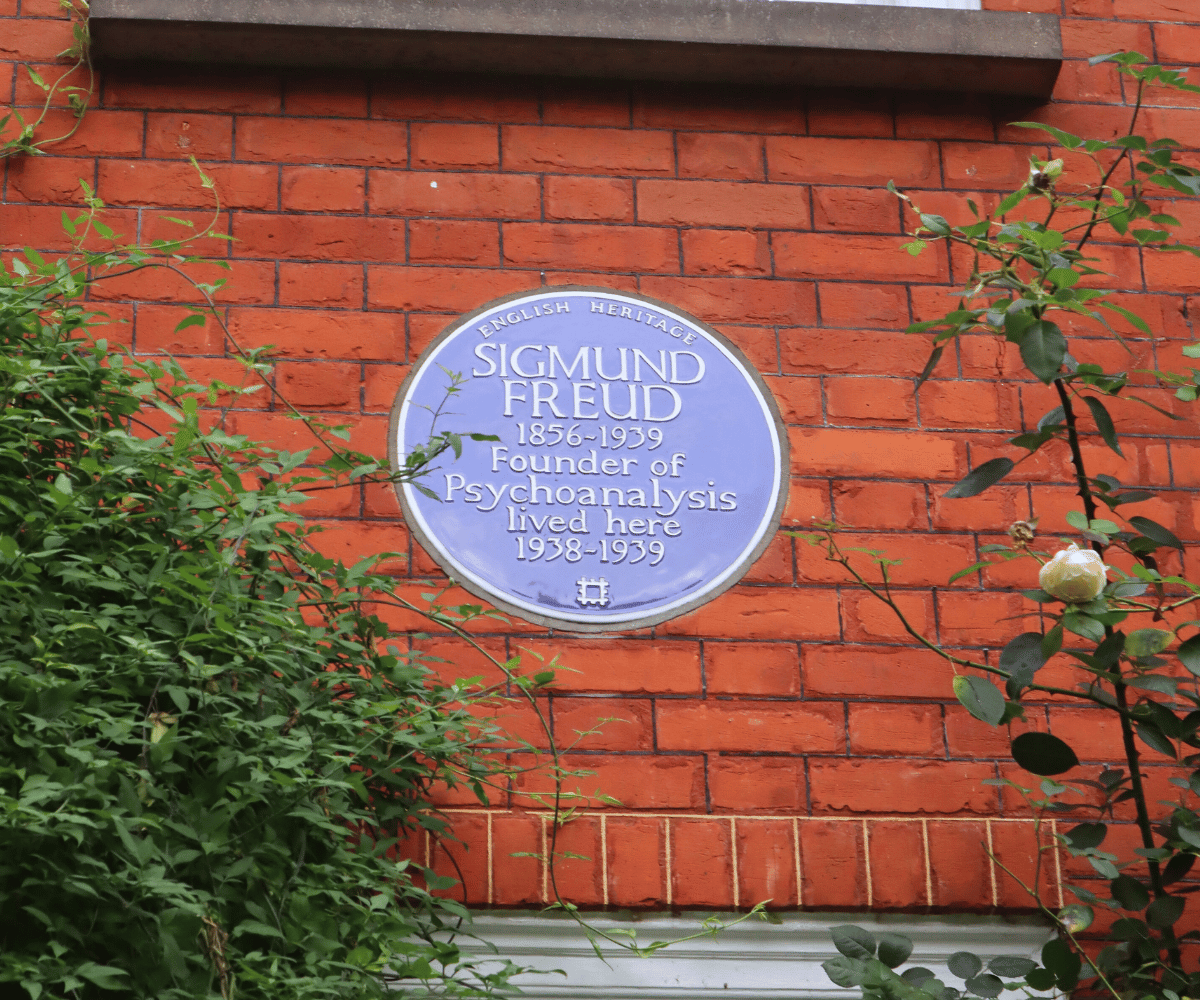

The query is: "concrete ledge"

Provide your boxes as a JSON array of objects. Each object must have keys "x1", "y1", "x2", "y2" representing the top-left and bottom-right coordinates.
[{"x1": 90, "y1": 0, "x2": 1061, "y2": 98}]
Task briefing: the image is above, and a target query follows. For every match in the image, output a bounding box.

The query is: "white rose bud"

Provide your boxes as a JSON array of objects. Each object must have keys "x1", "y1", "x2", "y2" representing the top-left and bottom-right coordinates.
[{"x1": 1038, "y1": 543, "x2": 1108, "y2": 602}]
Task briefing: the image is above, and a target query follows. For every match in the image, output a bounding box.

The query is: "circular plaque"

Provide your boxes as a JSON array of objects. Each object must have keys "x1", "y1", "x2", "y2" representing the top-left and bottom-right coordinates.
[{"x1": 390, "y1": 287, "x2": 788, "y2": 632}]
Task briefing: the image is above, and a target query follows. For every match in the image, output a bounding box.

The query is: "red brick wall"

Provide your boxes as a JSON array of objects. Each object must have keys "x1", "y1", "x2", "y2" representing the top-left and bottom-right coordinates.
[{"x1": 4, "y1": 0, "x2": 1199, "y2": 914}]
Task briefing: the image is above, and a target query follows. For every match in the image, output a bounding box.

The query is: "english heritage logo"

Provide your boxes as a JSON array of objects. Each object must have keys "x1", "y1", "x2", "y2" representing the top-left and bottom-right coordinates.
[{"x1": 389, "y1": 287, "x2": 788, "y2": 632}]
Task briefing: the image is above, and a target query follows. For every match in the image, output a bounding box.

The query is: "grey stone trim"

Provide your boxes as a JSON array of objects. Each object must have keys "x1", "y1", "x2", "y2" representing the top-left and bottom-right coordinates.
[{"x1": 90, "y1": 0, "x2": 1061, "y2": 98}]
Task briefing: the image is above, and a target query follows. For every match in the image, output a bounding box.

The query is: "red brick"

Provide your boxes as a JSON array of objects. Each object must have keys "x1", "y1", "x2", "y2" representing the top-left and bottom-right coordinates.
[
  {"x1": 492, "y1": 814, "x2": 544, "y2": 905},
  {"x1": 633, "y1": 84, "x2": 802, "y2": 133},
  {"x1": 98, "y1": 160, "x2": 277, "y2": 211},
  {"x1": 372, "y1": 75, "x2": 539, "y2": 123},
  {"x1": 548, "y1": 816, "x2": 605, "y2": 906},
  {"x1": 942, "y1": 142, "x2": 1037, "y2": 190},
  {"x1": 784, "y1": 481, "x2": 833, "y2": 527},
  {"x1": 279, "y1": 263, "x2": 364, "y2": 308},
  {"x1": 799, "y1": 820, "x2": 868, "y2": 908},
  {"x1": 411, "y1": 219, "x2": 500, "y2": 265},
  {"x1": 869, "y1": 821, "x2": 928, "y2": 909},
  {"x1": 832, "y1": 481, "x2": 928, "y2": 531},
  {"x1": 1112, "y1": 0, "x2": 1197, "y2": 19},
  {"x1": 503, "y1": 222, "x2": 677, "y2": 273},
  {"x1": 895, "y1": 94, "x2": 995, "y2": 142},
  {"x1": 637, "y1": 179, "x2": 810, "y2": 229},
  {"x1": 774, "y1": 232, "x2": 948, "y2": 282},
  {"x1": 232, "y1": 214, "x2": 405, "y2": 262},
  {"x1": 134, "y1": 304, "x2": 226, "y2": 356},
  {"x1": 706, "y1": 641, "x2": 800, "y2": 696},
  {"x1": 710, "y1": 757, "x2": 806, "y2": 813},
  {"x1": 849, "y1": 704, "x2": 945, "y2": 757},
  {"x1": 931, "y1": 483, "x2": 1026, "y2": 533},
  {"x1": 411, "y1": 122, "x2": 498, "y2": 169},
  {"x1": 766, "y1": 137, "x2": 939, "y2": 186},
  {"x1": 742, "y1": 533, "x2": 795, "y2": 586},
  {"x1": 281, "y1": 166, "x2": 364, "y2": 213},
  {"x1": 0, "y1": 18, "x2": 76, "y2": 61},
  {"x1": 103, "y1": 68, "x2": 281, "y2": 113},
  {"x1": 552, "y1": 697, "x2": 653, "y2": 751},
  {"x1": 818, "y1": 283, "x2": 910, "y2": 329},
  {"x1": 513, "y1": 639, "x2": 702, "y2": 694},
  {"x1": 25, "y1": 109, "x2": 145, "y2": 157},
  {"x1": 5, "y1": 155, "x2": 92, "y2": 203},
  {"x1": 145, "y1": 112, "x2": 233, "y2": 160},
  {"x1": 368, "y1": 265, "x2": 539, "y2": 312},
  {"x1": 678, "y1": 133, "x2": 765, "y2": 180},
  {"x1": 659, "y1": 586, "x2": 840, "y2": 641},
  {"x1": 737, "y1": 819, "x2": 799, "y2": 908},
  {"x1": 226, "y1": 308, "x2": 404, "y2": 361},
  {"x1": 789, "y1": 428, "x2": 959, "y2": 479},
  {"x1": 606, "y1": 817, "x2": 666, "y2": 907},
  {"x1": 276, "y1": 361, "x2": 360, "y2": 410},
  {"x1": 682, "y1": 229, "x2": 771, "y2": 276},
  {"x1": 806, "y1": 643, "x2": 955, "y2": 696},
  {"x1": 640, "y1": 276, "x2": 817, "y2": 325},
  {"x1": 810, "y1": 760, "x2": 998, "y2": 814},
  {"x1": 1155, "y1": 23, "x2": 1200, "y2": 65},
  {"x1": 544, "y1": 175, "x2": 633, "y2": 222},
  {"x1": 283, "y1": 72, "x2": 368, "y2": 117},
  {"x1": 670, "y1": 818, "x2": 734, "y2": 907},
  {"x1": 764, "y1": 375, "x2": 820, "y2": 424},
  {"x1": 88, "y1": 259, "x2": 277, "y2": 306},
  {"x1": 430, "y1": 814, "x2": 489, "y2": 904},
  {"x1": 990, "y1": 821, "x2": 1055, "y2": 911},
  {"x1": 503, "y1": 125, "x2": 674, "y2": 175},
  {"x1": 0, "y1": 203, "x2": 137, "y2": 252},
  {"x1": 840, "y1": 589, "x2": 933, "y2": 644},
  {"x1": 936, "y1": 591, "x2": 1029, "y2": 646},
  {"x1": 927, "y1": 820, "x2": 993, "y2": 909},
  {"x1": 655, "y1": 701, "x2": 843, "y2": 753},
  {"x1": 825, "y1": 376, "x2": 917, "y2": 427},
  {"x1": 306, "y1": 522, "x2": 408, "y2": 572},
  {"x1": 371, "y1": 170, "x2": 541, "y2": 219},
  {"x1": 415, "y1": 637, "x2": 511, "y2": 690},
  {"x1": 237, "y1": 117, "x2": 408, "y2": 167},
  {"x1": 719, "y1": 324, "x2": 780, "y2": 371},
  {"x1": 515, "y1": 754, "x2": 705, "y2": 810},
  {"x1": 812, "y1": 187, "x2": 900, "y2": 233},
  {"x1": 541, "y1": 83, "x2": 631, "y2": 127},
  {"x1": 920, "y1": 379, "x2": 1021, "y2": 432},
  {"x1": 808, "y1": 91, "x2": 893, "y2": 139}
]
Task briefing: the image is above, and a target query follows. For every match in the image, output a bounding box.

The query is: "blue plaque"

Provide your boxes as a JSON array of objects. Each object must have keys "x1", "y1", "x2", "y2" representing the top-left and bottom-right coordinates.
[{"x1": 390, "y1": 287, "x2": 788, "y2": 632}]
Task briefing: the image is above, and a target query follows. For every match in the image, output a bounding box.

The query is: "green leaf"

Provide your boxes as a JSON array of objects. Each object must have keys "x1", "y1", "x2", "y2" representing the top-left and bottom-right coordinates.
[
  {"x1": 947, "y1": 952, "x2": 983, "y2": 980},
  {"x1": 1063, "y1": 612, "x2": 1105, "y2": 643},
  {"x1": 1111, "y1": 874, "x2": 1151, "y2": 911},
  {"x1": 74, "y1": 964, "x2": 129, "y2": 991},
  {"x1": 987, "y1": 956, "x2": 1036, "y2": 978},
  {"x1": 1178, "y1": 635, "x2": 1200, "y2": 676},
  {"x1": 831, "y1": 924, "x2": 876, "y2": 960},
  {"x1": 1040, "y1": 938, "x2": 1081, "y2": 991},
  {"x1": 1082, "y1": 397, "x2": 1122, "y2": 456},
  {"x1": 1063, "y1": 822, "x2": 1107, "y2": 851},
  {"x1": 1011, "y1": 732, "x2": 1079, "y2": 776},
  {"x1": 1010, "y1": 121, "x2": 1084, "y2": 149},
  {"x1": 1147, "y1": 895, "x2": 1185, "y2": 928},
  {"x1": 877, "y1": 933, "x2": 913, "y2": 969},
  {"x1": 1125, "y1": 628, "x2": 1172, "y2": 658},
  {"x1": 945, "y1": 458, "x2": 1014, "y2": 499},
  {"x1": 1129, "y1": 515, "x2": 1183, "y2": 551},
  {"x1": 965, "y1": 973, "x2": 1004, "y2": 998},
  {"x1": 953, "y1": 675, "x2": 1006, "y2": 726},
  {"x1": 1136, "y1": 722, "x2": 1176, "y2": 759},
  {"x1": 824, "y1": 956, "x2": 867, "y2": 988},
  {"x1": 1019, "y1": 320, "x2": 1067, "y2": 383},
  {"x1": 920, "y1": 213, "x2": 952, "y2": 236},
  {"x1": 1058, "y1": 905, "x2": 1094, "y2": 934},
  {"x1": 1041, "y1": 624, "x2": 1064, "y2": 659},
  {"x1": 1025, "y1": 968, "x2": 1056, "y2": 991},
  {"x1": 916, "y1": 346, "x2": 945, "y2": 391}
]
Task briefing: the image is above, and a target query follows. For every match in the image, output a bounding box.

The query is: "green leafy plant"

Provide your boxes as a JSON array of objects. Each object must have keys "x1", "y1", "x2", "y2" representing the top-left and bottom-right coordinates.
[
  {"x1": 0, "y1": 178, "x2": 552, "y2": 999},
  {"x1": 816, "y1": 53, "x2": 1200, "y2": 1000},
  {"x1": 1, "y1": 0, "x2": 93, "y2": 160}
]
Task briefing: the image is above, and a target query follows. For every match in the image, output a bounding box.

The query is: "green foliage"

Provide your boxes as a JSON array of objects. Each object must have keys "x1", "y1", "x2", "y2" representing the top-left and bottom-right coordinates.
[
  {"x1": 0, "y1": 201, "x2": 525, "y2": 998},
  {"x1": 822, "y1": 53, "x2": 1200, "y2": 1000}
]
